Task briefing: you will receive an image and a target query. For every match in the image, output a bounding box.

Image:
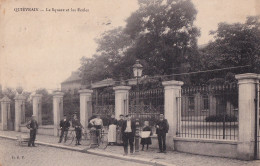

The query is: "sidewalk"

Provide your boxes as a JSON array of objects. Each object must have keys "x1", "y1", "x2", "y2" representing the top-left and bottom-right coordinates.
[{"x1": 0, "y1": 130, "x2": 259, "y2": 166}]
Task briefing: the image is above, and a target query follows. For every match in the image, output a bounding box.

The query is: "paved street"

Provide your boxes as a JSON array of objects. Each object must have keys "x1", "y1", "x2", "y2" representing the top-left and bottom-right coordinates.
[
  {"x1": 0, "y1": 138, "x2": 150, "y2": 166},
  {"x1": 1, "y1": 130, "x2": 260, "y2": 166}
]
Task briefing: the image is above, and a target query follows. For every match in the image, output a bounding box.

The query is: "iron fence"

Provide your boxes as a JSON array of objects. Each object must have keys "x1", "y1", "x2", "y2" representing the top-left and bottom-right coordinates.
[
  {"x1": 42, "y1": 96, "x2": 53, "y2": 125},
  {"x1": 129, "y1": 88, "x2": 164, "y2": 127},
  {"x1": 24, "y1": 100, "x2": 33, "y2": 124},
  {"x1": 92, "y1": 90, "x2": 115, "y2": 126},
  {"x1": 177, "y1": 83, "x2": 238, "y2": 140},
  {"x1": 63, "y1": 95, "x2": 80, "y2": 121}
]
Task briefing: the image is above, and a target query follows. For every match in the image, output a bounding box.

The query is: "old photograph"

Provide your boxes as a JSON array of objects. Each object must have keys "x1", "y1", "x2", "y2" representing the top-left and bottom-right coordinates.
[{"x1": 0, "y1": 0, "x2": 260, "y2": 165}]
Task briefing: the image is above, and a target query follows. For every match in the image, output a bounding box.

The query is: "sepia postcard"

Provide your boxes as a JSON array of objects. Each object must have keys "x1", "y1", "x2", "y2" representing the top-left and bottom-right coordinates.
[{"x1": 0, "y1": 0, "x2": 260, "y2": 166}]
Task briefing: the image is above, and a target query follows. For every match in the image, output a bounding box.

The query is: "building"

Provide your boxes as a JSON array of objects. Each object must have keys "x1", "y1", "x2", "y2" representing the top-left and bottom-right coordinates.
[{"x1": 61, "y1": 71, "x2": 82, "y2": 92}]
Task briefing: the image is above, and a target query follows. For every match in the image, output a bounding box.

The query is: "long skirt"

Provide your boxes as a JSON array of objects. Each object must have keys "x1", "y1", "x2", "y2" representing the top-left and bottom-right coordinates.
[
  {"x1": 108, "y1": 124, "x2": 117, "y2": 143},
  {"x1": 116, "y1": 127, "x2": 123, "y2": 145}
]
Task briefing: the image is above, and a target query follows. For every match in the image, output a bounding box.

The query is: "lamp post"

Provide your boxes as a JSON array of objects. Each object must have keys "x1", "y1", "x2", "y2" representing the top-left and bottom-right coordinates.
[{"x1": 133, "y1": 60, "x2": 143, "y2": 153}]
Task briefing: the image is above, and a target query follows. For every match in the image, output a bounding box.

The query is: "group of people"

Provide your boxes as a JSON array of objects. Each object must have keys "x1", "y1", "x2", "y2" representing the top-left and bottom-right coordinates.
[
  {"x1": 119, "y1": 113, "x2": 169, "y2": 155},
  {"x1": 59, "y1": 114, "x2": 83, "y2": 145},
  {"x1": 26, "y1": 113, "x2": 169, "y2": 155}
]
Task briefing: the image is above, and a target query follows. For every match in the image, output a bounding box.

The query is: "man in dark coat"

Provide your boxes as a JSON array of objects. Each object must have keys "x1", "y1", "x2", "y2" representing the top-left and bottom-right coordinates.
[
  {"x1": 26, "y1": 115, "x2": 38, "y2": 147},
  {"x1": 72, "y1": 114, "x2": 83, "y2": 145},
  {"x1": 121, "y1": 115, "x2": 136, "y2": 155},
  {"x1": 155, "y1": 114, "x2": 169, "y2": 153},
  {"x1": 58, "y1": 115, "x2": 70, "y2": 143}
]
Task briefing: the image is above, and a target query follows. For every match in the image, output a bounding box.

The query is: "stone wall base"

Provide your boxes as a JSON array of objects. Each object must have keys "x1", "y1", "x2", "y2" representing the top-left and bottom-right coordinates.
[{"x1": 173, "y1": 137, "x2": 239, "y2": 159}]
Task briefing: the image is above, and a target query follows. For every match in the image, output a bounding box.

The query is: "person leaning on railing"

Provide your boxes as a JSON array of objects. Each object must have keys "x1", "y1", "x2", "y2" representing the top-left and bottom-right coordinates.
[{"x1": 89, "y1": 115, "x2": 103, "y2": 143}]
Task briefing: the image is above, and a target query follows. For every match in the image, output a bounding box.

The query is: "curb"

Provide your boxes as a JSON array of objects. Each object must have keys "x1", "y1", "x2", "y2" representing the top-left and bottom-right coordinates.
[{"x1": 0, "y1": 134, "x2": 175, "y2": 166}]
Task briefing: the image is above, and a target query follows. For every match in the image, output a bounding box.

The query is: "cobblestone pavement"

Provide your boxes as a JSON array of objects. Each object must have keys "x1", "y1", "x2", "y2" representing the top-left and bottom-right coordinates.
[
  {"x1": 1, "y1": 130, "x2": 260, "y2": 166},
  {"x1": 0, "y1": 138, "x2": 150, "y2": 166}
]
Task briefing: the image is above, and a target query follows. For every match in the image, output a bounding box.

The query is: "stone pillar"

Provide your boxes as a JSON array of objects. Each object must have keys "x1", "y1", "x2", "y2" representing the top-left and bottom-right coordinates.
[
  {"x1": 235, "y1": 73, "x2": 259, "y2": 160},
  {"x1": 113, "y1": 86, "x2": 131, "y2": 119},
  {"x1": 79, "y1": 89, "x2": 93, "y2": 129},
  {"x1": 0, "y1": 96, "x2": 11, "y2": 131},
  {"x1": 53, "y1": 91, "x2": 64, "y2": 136},
  {"x1": 162, "y1": 80, "x2": 184, "y2": 150},
  {"x1": 14, "y1": 94, "x2": 26, "y2": 131},
  {"x1": 32, "y1": 94, "x2": 42, "y2": 125}
]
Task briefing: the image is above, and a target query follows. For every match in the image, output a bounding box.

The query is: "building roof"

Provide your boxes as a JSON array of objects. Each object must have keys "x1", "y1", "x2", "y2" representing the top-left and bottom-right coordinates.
[
  {"x1": 91, "y1": 78, "x2": 115, "y2": 88},
  {"x1": 61, "y1": 71, "x2": 82, "y2": 84}
]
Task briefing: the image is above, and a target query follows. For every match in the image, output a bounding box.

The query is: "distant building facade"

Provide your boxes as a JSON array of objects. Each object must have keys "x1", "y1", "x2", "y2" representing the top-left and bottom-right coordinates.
[{"x1": 61, "y1": 71, "x2": 82, "y2": 92}]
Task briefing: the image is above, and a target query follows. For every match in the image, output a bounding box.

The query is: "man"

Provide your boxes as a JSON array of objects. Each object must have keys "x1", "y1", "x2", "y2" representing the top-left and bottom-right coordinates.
[
  {"x1": 155, "y1": 114, "x2": 169, "y2": 153},
  {"x1": 116, "y1": 114, "x2": 124, "y2": 145},
  {"x1": 90, "y1": 115, "x2": 103, "y2": 144},
  {"x1": 58, "y1": 115, "x2": 70, "y2": 143},
  {"x1": 26, "y1": 115, "x2": 38, "y2": 147},
  {"x1": 121, "y1": 115, "x2": 136, "y2": 155},
  {"x1": 72, "y1": 114, "x2": 83, "y2": 145}
]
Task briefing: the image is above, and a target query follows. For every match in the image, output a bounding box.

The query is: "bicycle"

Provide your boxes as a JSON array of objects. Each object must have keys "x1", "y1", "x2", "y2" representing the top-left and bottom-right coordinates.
[
  {"x1": 84, "y1": 128, "x2": 108, "y2": 149},
  {"x1": 63, "y1": 129, "x2": 76, "y2": 146}
]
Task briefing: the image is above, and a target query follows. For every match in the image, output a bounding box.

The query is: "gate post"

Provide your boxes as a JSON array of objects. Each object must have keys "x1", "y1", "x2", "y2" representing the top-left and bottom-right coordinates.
[
  {"x1": 113, "y1": 86, "x2": 131, "y2": 119},
  {"x1": 79, "y1": 89, "x2": 93, "y2": 129},
  {"x1": 162, "y1": 80, "x2": 184, "y2": 150},
  {"x1": 53, "y1": 91, "x2": 64, "y2": 136},
  {"x1": 0, "y1": 96, "x2": 11, "y2": 131},
  {"x1": 235, "y1": 73, "x2": 259, "y2": 160},
  {"x1": 14, "y1": 94, "x2": 26, "y2": 131},
  {"x1": 32, "y1": 94, "x2": 42, "y2": 125}
]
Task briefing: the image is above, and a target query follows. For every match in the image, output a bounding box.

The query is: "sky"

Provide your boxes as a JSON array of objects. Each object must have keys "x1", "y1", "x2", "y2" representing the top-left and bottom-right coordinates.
[{"x1": 0, "y1": 0, "x2": 258, "y2": 92}]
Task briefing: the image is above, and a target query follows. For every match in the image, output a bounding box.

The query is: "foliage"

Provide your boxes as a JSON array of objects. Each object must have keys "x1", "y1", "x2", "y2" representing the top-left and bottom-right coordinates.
[
  {"x1": 63, "y1": 91, "x2": 80, "y2": 121},
  {"x1": 36, "y1": 88, "x2": 53, "y2": 125},
  {"x1": 79, "y1": 0, "x2": 200, "y2": 85},
  {"x1": 205, "y1": 114, "x2": 237, "y2": 122},
  {"x1": 199, "y1": 16, "x2": 260, "y2": 76}
]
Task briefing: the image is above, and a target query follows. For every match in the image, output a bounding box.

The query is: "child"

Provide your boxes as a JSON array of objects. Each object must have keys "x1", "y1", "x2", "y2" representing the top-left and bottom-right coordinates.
[{"x1": 140, "y1": 121, "x2": 152, "y2": 151}]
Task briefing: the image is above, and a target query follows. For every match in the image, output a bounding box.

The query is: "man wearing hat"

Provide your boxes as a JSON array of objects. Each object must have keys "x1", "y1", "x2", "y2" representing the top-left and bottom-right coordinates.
[
  {"x1": 58, "y1": 115, "x2": 70, "y2": 143},
  {"x1": 26, "y1": 115, "x2": 38, "y2": 147},
  {"x1": 72, "y1": 114, "x2": 83, "y2": 145},
  {"x1": 121, "y1": 115, "x2": 136, "y2": 155},
  {"x1": 155, "y1": 114, "x2": 169, "y2": 153}
]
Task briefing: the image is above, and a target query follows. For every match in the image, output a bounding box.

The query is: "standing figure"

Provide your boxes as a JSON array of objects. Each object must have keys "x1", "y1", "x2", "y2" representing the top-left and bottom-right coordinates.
[
  {"x1": 116, "y1": 114, "x2": 124, "y2": 145},
  {"x1": 58, "y1": 115, "x2": 70, "y2": 143},
  {"x1": 155, "y1": 114, "x2": 169, "y2": 153},
  {"x1": 26, "y1": 115, "x2": 38, "y2": 147},
  {"x1": 121, "y1": 115, "x2": 136, "y2": 155},
  {"x1": 89, "y1": 115, "x2": 103, "y2": 144},
  {"x1": 108, "y1": 114, "x2": 117, "y2": 145},
  {"x1": 140, "y1": 121, "x2": 152, "y2": 151},
  {"x1": 72, "y1": 114, "x2": 83, "y2": 145}
]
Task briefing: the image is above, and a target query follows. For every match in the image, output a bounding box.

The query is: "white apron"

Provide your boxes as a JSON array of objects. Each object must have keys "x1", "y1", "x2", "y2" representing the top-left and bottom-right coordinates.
[{"x1": 108, "y1": 124, "x2": 117, "y2": 142}]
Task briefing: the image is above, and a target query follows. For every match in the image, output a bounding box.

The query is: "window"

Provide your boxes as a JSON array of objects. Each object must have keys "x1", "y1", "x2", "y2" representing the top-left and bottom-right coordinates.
[
  {"x1": 188, "y1": 97, "x2": 195, "y2": 111},
  {"x1": 203, "y1": 95, "x2": 209, "y2": 110}
]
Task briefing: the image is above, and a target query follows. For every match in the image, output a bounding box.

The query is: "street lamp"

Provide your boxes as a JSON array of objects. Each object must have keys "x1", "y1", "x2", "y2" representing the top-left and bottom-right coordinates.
[{"x1": 132, "y1": 60, "x2": 143, "y2": 153}]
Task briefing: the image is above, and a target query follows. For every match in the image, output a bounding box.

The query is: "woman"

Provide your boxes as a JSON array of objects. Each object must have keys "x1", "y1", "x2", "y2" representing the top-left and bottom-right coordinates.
[
  {"x1": 116, "y1": 114, "x2": 124, "y2": 145},
  {"x1": 108, "y1": 114, "x2": 117, "y2": 145}
]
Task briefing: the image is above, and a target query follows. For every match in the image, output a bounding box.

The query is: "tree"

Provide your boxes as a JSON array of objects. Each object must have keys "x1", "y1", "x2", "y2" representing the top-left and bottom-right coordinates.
[
  {"x1": 80, "y1": 27, "x2": 134, "y2": 83},
  {"x1": 201, "y1": 16, "x2": 260, "y2": 74},
  {"x1": 124, "y1": 0, "x2": 200, "y2": 76},
  {"x1": 79, "y1": 0, "x2": 200, "y2": 84}
]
